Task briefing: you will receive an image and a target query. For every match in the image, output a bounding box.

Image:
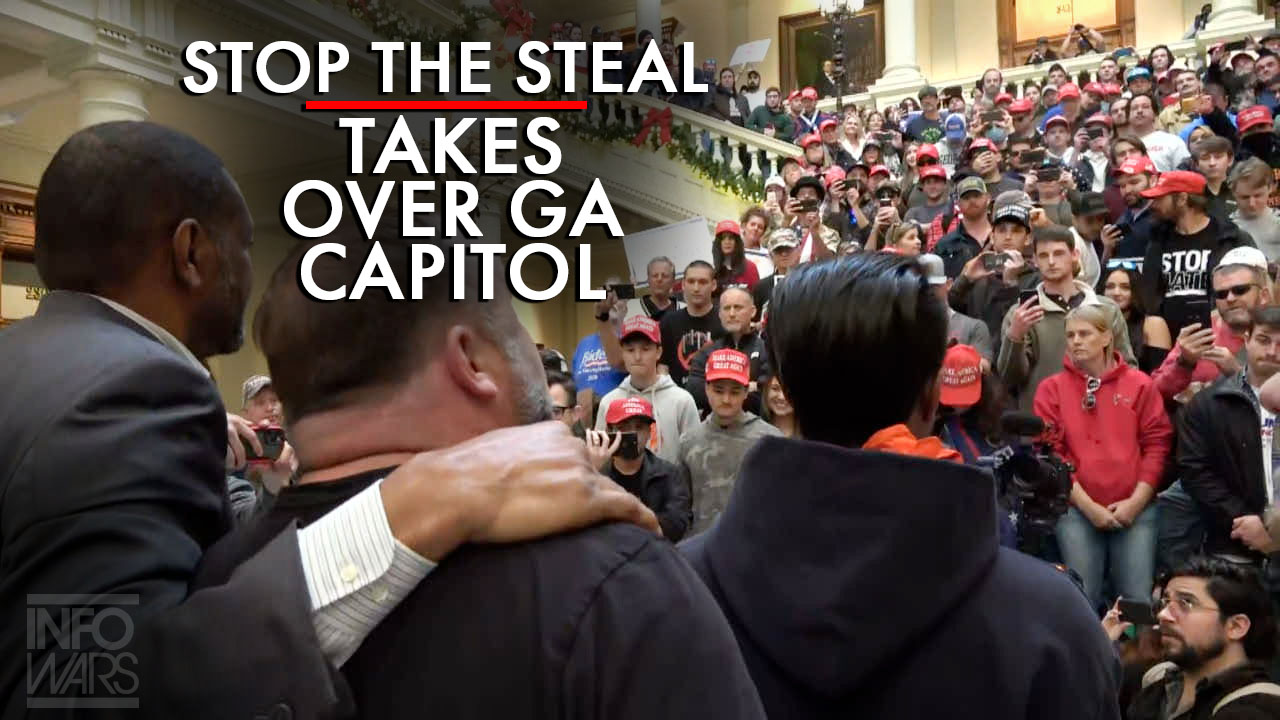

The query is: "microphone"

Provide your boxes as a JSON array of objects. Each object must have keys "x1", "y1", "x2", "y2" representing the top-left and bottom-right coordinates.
[{"x1": 999, "y1": 411, "x2": 1045, "y2": 439}]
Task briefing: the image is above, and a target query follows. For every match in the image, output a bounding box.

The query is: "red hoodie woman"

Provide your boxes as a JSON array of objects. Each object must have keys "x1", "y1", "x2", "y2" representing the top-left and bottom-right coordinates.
[{"x1": 1034, "y1": 303, "x2": 1172, "y2": 612}]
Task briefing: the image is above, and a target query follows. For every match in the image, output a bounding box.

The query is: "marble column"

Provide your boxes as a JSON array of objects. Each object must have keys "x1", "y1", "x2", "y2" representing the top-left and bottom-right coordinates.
[
  {"x1": 879, "y1": 0, "x2": 923, "y2": 84},
  {"x1": 635, "y1": 0, "x2": 661, "y2": 42},
  {"x1": 73, "y1": 70, "x2": 149, "y2": 128}
]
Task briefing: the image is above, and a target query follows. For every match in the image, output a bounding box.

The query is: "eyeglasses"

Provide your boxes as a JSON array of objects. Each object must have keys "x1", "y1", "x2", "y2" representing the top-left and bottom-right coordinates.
[
  {"x1": 1214, "y1": 283, "x2": 1259, "y2": 300},
  {"x1": 918, "y1": 157, "x2": 938, "y2": 166},
  {"x1": 552, "y1": 405, "x2": 572, "y2": 418},
  {"x1": 1106, "y1": 259, "x2": 1139, "y2": 271},
  {"x1": 1157, "y1": 592, "x2": 1220, "y2": 617},
  {"x1": 1082, "y1": 376, "x2": 1101, "y2": 411}
]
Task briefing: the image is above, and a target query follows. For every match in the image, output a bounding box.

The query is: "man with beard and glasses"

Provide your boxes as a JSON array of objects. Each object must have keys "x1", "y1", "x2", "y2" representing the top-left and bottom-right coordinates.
[
  {"x1": 0, "y1": 122, "x2": 662, "y2": 718},
  {"x1": 1128, "y1": 558, "x2": 1280, "y2": 719},
  {"x1": 193, "y1": 231, "x2": 765, "y2": 719},
  {"x1": 680, "y1": 252, "x2": 1121, "y2": 718}
]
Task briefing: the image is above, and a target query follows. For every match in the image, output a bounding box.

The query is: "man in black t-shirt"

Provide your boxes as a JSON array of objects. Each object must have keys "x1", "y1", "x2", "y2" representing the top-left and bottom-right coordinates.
[
  {"x1": 1138, "y1": 171, "x2": 1256, "y2": 338},
  {"x1": 661, "y1": 261, "x2": 725, "y2": 388}
]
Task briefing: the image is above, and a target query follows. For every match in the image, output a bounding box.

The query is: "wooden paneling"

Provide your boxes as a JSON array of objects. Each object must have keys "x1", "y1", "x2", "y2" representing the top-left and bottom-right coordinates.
[
  {"x1": 0, "y1": 182, "x2": 35, "y2": 261},
  {"x1": 996, "y1": 0, "x2": 1136, "y2": 70}
]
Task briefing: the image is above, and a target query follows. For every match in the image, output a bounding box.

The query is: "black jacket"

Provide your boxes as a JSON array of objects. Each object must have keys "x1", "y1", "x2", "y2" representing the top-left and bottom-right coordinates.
[
  {"x1": 685, "y1": 332, "x2": 770, "y2": 416},
  {"x1": 0, "y1": 292, "x2": 343, "y2": 719},
  {"x1": 707, "y1": 86, "x2": 750, "y2": 126},
  {"x1": 195, "y1": 469, "x2": 766, "y2": 719},
  {"x1": 680, "y1": 436, "x2": 1122, "y2": 719},
  {"x1": 607, "y1": 451, "x2": 693, "y2": 542},
  {"x1": 935, "y1": 221, "x2": 986, "y2": 279},
  {"x1": 1178, "y1": 372, "x2": 1271, "y2": 558},
  {"x1": 1129, "y1": 661, "x2": 1280, "y2": 720}
]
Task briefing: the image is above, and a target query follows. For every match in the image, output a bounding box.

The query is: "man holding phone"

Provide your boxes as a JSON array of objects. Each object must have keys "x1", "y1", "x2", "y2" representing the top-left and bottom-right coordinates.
[{"x1": 589, "y1": 397, "x2": 693, "y2": 542}]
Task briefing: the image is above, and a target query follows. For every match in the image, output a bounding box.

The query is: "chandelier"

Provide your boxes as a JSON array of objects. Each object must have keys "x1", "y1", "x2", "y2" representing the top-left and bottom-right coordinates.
[{"x1": 817, "y1": 0, "x2": 864, "y2": 18}]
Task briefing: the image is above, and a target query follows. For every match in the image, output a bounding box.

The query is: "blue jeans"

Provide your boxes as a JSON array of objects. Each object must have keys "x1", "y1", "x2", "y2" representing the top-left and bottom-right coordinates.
[
  {"x1": 1156, "y1": 480, "x2": 1205, "y2": 574},
  {"x1": 1055, "y1": 503, "x2": 1158, "y2": 612}
]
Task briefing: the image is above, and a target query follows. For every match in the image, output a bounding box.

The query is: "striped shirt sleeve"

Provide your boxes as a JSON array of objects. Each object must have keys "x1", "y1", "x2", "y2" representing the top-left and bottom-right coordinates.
[{"x1": 296, "y1": 478, "x2": 435, "y2": 667}]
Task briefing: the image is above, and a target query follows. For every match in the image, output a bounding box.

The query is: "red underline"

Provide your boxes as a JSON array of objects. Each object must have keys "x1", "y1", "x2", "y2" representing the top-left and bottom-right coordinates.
[{"x1": 304, "y1": 100, "x2": 586, "y2": 111}]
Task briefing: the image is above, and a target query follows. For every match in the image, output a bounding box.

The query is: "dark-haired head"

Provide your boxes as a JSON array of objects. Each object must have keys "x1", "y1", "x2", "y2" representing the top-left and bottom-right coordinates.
[
  {"x1": 1162, "y1": 557, "x2": 1277, "y2": 664},
  {"x1": 35, "y1": 121, "x2": 253, "y2": 358},
  {"x1": 767, "y1": 253, "x2": 948, "y2": 447},
  {"x1": 254, "y1": 218, "x2": 550, "y2": 441}
]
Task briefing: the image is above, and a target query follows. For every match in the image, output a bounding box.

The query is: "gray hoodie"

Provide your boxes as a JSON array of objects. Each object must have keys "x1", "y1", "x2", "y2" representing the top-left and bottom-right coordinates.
[
  {"x1": 680, "y1": 412, "x2": 782, "y2": 535},
  {"x1": 595, "y1": 374, "x2": 700, "y2": 466}
]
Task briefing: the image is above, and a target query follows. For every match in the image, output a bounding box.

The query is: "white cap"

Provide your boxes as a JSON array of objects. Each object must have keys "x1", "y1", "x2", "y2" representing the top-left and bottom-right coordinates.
[
  {"x1": 764, "y1": 175, "x2": 787, "y2": 190},
  {"x1": 1218, "y1": 246, "x2": 1269, "y2": 272},
  {"x1": 917, "y1": 254, "x2": 948, "y2": 285}
]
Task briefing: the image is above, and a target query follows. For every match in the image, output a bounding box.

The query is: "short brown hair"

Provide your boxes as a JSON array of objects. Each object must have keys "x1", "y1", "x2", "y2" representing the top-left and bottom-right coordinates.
[
  {"x1": 1192, "y1": 135, "x2": 1233, "y2": 159},
  {"x1": 1229, "y1": 156, "x2": 1275, "y2": 191},
  {"x1": 741, "y1": 206, "x2": 770, "y2": 229}
]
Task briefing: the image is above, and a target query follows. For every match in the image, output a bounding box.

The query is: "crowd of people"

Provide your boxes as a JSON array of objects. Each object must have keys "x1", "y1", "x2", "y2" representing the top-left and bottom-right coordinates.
[
  {"x1": 537, "y1": 29, "x2": 1280, "y2": 718},
  {"x1": 14, "y1": 21, "x2": 1280, "y2": 720}
]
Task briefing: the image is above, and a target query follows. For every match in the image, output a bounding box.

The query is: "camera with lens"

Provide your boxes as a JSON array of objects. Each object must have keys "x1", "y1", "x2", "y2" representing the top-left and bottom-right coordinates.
[{"x1": 980, "y1": 412, "x2": 1073, "y2": 556}]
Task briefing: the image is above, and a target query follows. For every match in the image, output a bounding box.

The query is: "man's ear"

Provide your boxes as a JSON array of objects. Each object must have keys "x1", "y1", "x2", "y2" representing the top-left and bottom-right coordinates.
[
  {"x1": 170, "y1": 218, "x2": 211, "y2": 291},
  {"x1": 1225, "y1": 613, "x2": 1253, "y2": 644},
  {"x1": 442, "y1": 325, "x2": 502, "y2": 403}
]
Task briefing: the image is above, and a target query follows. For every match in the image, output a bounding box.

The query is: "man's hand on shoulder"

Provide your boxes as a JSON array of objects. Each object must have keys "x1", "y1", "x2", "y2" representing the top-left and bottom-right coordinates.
[{"x1": 380, "y1": 422, "x2": 661, "y2": 562}]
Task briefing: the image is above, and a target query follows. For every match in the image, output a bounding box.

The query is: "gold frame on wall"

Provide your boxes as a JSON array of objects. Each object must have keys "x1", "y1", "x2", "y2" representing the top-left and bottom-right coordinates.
[
  {"x1": 0, "y1": 182, "x2": 37, "y2": 324},
  {"x1": 995, "y1": 0, "x2": 1136, "y2": 70},
  {"x1": 779, "y1": 3, "x2": 885, "y2": 95}
]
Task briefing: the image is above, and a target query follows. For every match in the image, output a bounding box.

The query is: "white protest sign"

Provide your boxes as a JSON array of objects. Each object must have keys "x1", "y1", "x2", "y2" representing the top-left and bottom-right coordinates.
[
  {"x1": 622, "y1": 216, "x2": 713, "y2": 286},
  {"x1": 728, "y1": 39, "x2": 771, "y2": 69}
]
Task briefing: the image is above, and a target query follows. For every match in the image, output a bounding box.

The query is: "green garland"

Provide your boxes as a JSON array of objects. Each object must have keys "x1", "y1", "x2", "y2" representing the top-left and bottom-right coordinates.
[
  {"x1": 345, "y1": 0, "x2": 495, "y2": 47},
  {"x1": 557, "y1": 107, "x2": 766, "y2": 203}
]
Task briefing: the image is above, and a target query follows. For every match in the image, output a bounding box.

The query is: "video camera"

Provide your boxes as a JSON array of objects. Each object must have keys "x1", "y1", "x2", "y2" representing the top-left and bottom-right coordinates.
[{"x1": 979, "y1": 411, "x2": 1073, "y2": 556}]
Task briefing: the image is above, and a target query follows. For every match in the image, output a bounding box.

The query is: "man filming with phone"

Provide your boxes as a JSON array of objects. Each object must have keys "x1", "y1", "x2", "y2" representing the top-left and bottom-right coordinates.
[
  {"x1": 587, "y1": 397, "x2": 693, "y2": 542},
  {"x1": 1061, "y1": 22, "x2": 1106, "y2": 57}
]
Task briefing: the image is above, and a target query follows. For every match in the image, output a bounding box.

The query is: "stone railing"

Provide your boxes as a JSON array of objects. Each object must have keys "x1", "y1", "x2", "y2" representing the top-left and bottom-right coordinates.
[{"x1": 567, "y1": 88, "x2": 804, "y2": 179}]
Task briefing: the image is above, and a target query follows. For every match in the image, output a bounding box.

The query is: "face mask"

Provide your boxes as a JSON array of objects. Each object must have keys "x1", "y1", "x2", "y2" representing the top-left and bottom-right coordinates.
[{"x1": 986, "y1": 127, "x2": 1008, "y2": 144}]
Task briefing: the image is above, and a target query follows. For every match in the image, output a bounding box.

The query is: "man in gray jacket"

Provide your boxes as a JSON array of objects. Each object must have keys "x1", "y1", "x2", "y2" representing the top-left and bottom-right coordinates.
[
  {"x1": 999, "y1": 227, "x2": 1134, "y2": 411},
  {"x1": 680, "y1": 349, "x2": 782, "y2": 535}
]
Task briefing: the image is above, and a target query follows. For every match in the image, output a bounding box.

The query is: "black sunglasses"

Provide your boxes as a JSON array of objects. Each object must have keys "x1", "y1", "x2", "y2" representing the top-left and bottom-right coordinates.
[
  {"x1": 1082, "y1": 376, "x2": 1102, "y2": 411},
  {"x1": 1214, "y1": 283, "x2": 1259, "y2": 300}
]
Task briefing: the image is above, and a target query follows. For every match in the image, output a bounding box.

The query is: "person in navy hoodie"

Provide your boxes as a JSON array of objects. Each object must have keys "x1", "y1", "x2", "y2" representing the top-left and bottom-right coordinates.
[{"x1": 680, "y1": 252, "x2": 1122, "y2": 719}]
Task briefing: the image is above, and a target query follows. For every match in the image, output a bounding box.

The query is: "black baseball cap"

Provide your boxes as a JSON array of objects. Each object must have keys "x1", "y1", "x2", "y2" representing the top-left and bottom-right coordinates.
[
  {"x1": 1073, "y1": 192, "x2": 1109, "y2": 217},
  {"x1": 790, "y1": 175, "x2": 827, "y2": 201},
  {"x1": 919, "y1": 85, "x2": 939, "y2": 100}
]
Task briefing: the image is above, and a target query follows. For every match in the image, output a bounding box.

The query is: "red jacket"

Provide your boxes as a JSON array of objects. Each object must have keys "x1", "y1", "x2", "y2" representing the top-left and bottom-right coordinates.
[{"x1": 1034, "y1": 354, "x2": 1173, "y2": 506}]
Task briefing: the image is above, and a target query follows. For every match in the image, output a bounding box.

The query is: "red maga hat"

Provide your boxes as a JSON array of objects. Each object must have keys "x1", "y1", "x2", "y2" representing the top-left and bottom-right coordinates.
[
  {"x1": 714, "y1": 219, "x2": 742, "y2": 237},
  {"x1": 620, "y1": 316, "x2": 662, "y2": 344},
  {"x1": 1240, "y1": 105, "x2": 1274, "y2": 133},
  {"x1": 605, "y1": 396, "x2": 655, "y2": 425},
  {"x1": 1140, "y1": 170, "x2": 1207, "y2": 198},
  {"x1": 940, "y1": 345, "x2": 983, "y2": 407},
  {"x1": 1056, "y1": 83, "x2": 1081, "y2": 100},
  {"x1": 705, "y1": 349, "x2": 751, "y2": 386}
]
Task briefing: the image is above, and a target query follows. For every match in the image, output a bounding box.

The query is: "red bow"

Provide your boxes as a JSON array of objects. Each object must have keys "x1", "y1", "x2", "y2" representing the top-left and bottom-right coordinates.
[
  {"x1": 491, "y1": 0, "x2": 534, "y2": 40},
  {"x1": 632, "y1": 107, "x2": 673, "y2": 148}
]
